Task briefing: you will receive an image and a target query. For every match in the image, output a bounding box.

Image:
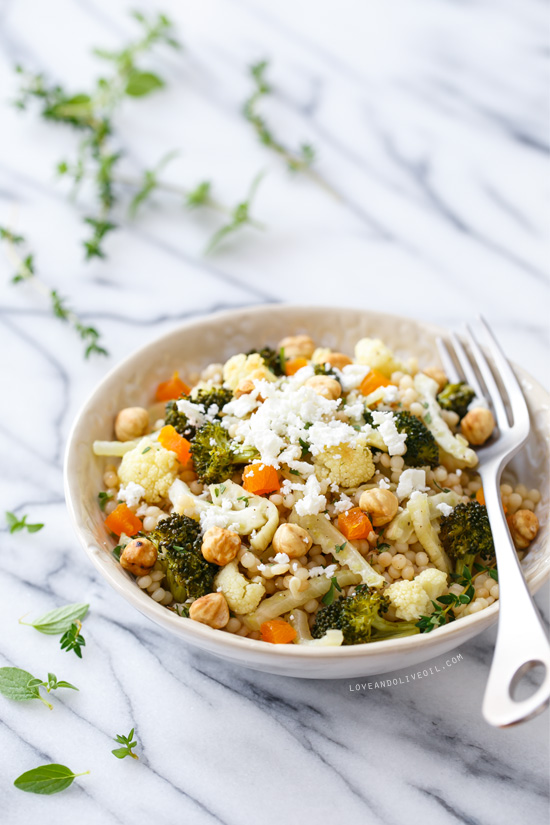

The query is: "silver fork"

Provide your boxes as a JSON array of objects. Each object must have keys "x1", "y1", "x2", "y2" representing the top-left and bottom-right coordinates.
[{"x1": 437, "y1": 317, "x2": 550, "y2": 727}]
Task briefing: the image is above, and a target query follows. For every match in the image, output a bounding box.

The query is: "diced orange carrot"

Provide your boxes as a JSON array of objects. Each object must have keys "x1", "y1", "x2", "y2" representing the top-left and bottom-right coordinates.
[
  {"x1": 285, "y1": 357, "x2": 309, "y2": 376},
  {"x1": 242, "y1": 464, "x2": 280, "y2": 495},
  {"x1": 158, "y1": 425, "x2": 191, "y2": 465},
  {"x1": 104, "y1": 503, "x2": 143, "y2": 537},
  {"x1": 260, "y1": 619, "x2": 297, "y2": 644},
  {"x1": 476, "y1": 486, "x2": 507, "y2": 513},
  {"x1": 359, "y1": 369, "x2": 393, "y2": 396},
  {"x1": 337, "y1": 507, "x2": 373, "y2": 541},
  {"x1": 155, "y1": 371, "x2": 190, "y2": 402}
]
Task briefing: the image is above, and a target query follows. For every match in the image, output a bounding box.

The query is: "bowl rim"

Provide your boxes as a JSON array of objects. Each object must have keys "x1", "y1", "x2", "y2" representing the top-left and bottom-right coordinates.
[{"x1": 64, "y1": 302, "x2": 550, "y2": 661}]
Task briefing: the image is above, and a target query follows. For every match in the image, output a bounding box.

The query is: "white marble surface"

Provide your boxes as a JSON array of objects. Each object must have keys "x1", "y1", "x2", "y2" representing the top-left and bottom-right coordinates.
[{"x1": 0, "y1": 0, "x2": 549, "y2": 822}]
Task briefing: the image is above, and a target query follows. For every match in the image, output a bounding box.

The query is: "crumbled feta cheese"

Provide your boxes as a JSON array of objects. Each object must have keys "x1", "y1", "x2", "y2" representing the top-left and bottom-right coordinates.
[
  {"x1": 382, "y1": 385, "x2": 400, "y2": 404},
  {"x1": 294, "y1": 474, "x2": 327, "y2": 516},
  {"x1": 396, "y1": 469, "x2": 429, "y2": 501},
  {"x1": 222, "y1": 392, "x2": 261, "y2": 419},
  {"x1": 333, "y1": 494, "x2": 353, "y2": 514},
  {"x1": 273, "y1": 552, "x2": 290, "y2": 564},
  {"x1": 117, "y1": 482, "x2": 145, "y2": 508},
  {"x1": 306, "y1": 419, "x2": 359, "y2": 455},
  {"x1": 378, "y1": 477, "x2": 391, "y2": 489},
  {"x1": 338, "y1": 364, "x2": 370, "y2": 392},
  {"x1": 229, "y1": 380, "x2": 350, "y2": 468},
  {"x1": 372, "y1": 410, "x2": 407, "y2": 455},
  {"x1": 437, "y1": 502, "x2": 454, "y2": 517},
  {"x1": 309, "y1": 563, "x2": 338, "y2": 578},
  {"x1": 199, "y1": 508, "x2": 239, "y2": 534},
  {"x1": 176, "y1": 398, "x2": 206, "y2": 427}
]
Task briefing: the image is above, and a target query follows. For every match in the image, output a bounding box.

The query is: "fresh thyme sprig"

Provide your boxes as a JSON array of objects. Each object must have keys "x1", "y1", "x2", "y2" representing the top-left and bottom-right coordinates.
[
  {"x1": 204, "y1": 172, "x2": 266, "y2": 253},
  {"x1": 0, "y1": 227, "x2": 108, "y2": 358},
  {"x1": 416, "y1": 563, "x2": 498, "y2": 633},
  {"x1": 243, "y1": 60, "x2": 338, "y2": 197},
  {"x1": 14, "y1": 12, "x2": 265, "y2": 256},
  {"x1": 14, "y1": 11, "x2": 180, "y2": 259},
  {"x1": 60, "y1": 622, "x2": 86, "y2": 658}
]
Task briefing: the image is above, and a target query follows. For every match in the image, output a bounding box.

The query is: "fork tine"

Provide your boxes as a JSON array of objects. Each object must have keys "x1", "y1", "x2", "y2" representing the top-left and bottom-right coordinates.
[
  {"x1": 477, "y1": 316, "x2": 530, "y2": 429},
  {"x1": 449, "y1": 332, "x2": 486, "y2": 400},
  {"x1": 436, "y1": 337, "x2": 461, "y2": 382},
  {"x1": 464, "y1": 324, "x2": 510, "y2": 429}
]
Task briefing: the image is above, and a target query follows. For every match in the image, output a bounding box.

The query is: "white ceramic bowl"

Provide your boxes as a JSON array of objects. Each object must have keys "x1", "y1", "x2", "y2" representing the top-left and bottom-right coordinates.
[{"x1": 64, "y1": 305, "x2": 550, "y2": 678}]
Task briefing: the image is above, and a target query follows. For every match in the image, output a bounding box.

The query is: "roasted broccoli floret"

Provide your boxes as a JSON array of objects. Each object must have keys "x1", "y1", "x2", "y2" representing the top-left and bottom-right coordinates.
[
  {"x1": 165, "y1": 387, "x2": 233, "y2": 439},
  {"x1": 193, "y1": 387, "x2": 233, "y2": 413},
  {"x1": 247, "y1": 346, "x2": 284, "y2": 376},
  {"x1": 190, "y1": 420, "x2": 258, "y2": 484},
  {"x1": 164, "y1": 401, "x2": 196, "y2": 439},
  {"x1": 437, "y1": 382, "x2": 475, "y2": 420},
  {"x1": 148, "y1": 513, "x2": 217, "y2": 602},
  {"x1": 394, "y1": 411, "x2": 439, "y2": 468},
  {"x1": 439, "y1": 501, "x2": 495, "y2": 575},
  {"x1": 311, "y1": 584, "x2": 419, "y2": 645}
]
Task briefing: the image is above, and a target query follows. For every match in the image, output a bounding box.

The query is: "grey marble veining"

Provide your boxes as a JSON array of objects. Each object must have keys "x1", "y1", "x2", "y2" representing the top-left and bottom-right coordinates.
[{"x1": 0, "y1": 0, "x2": 548, "y2": 823}]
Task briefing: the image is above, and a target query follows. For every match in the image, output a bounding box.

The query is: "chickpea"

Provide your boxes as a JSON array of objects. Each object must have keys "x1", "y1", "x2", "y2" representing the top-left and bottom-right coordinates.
[
  {"x1": 304, "y1": 375, "x2": 341, "y2": 400},
  {"x1": 234, "y1": 379, "x2": 256, "y2": 398},
  {"x1": 120, "y1": 538, "x2": 157, "y2": 576},
  {"x1": 272, "y1": 523, "x2": 313, "y2": 559},
  {"x1": 358, "y1": 488, "x2": 399, "y2": 526},
  {"x1": 460, "y1": 407, "x2": 495, "y2": 445},
  {"x1": 509, "y1": 510, "x2": 539, "y2": 550},
  {"x1": 324, "y1": 352, "x2": 353, "y2": 370},
  {"x1": 278, "y1": 334, "x2": 315, "y2": 360},
  {"x1": 422, "y1": 366, "x2": 447, "y2": 391},
  {"x1": 189, "y1": 592, "x2": 230, "y2": 628},
  {"x1": 115, "y1": 407, "x2": 149, "y2": 442},
  {"x1": 201, "y1": 526, "x2": 241, "y2": 565}
]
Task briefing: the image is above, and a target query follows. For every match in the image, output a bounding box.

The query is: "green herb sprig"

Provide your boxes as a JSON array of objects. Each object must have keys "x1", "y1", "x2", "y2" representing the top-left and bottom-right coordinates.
[
  {"x1": 243, "y1": 60, "x2": 337, "y2": 197},
  {"x1": 14, "y1": 13, "x2": 264, "y2": 256},
  {"x1": 20, "y1": 602, "x2": 89, "y2": 635},
  {"x1": 20, "y1": 603, "x2": 89, "y2": 657},
  {"x1": 0, "y1": 228, "x2": 108, "y2": 358},
  {"x1": 321, "y1": 576, "x2": 342, "y2": 606},
  {"x1": 416, "y1": 563, "x2": 498, "y2": 632},
  {"x1": 0, "y1": 667, "x2": 78, "y2": 710},
  {"x1": 14, "y1": 764, "x2": 89, "y2": 795},
  {"x1": 5, "y1": 511, "x2": 44, "y2": 534},
  {"x1": 98, "y1": 492, "x2": 114, "y2": 511},
  {"x1": 112, "y1": 728, "x2": 139, "y2": 760},
  {"x1": 14, "y1": 11, "x2": 179, "y2": 259},
  {"x1": 60, "y1": 622, "x2": 86, "y2": 658}
]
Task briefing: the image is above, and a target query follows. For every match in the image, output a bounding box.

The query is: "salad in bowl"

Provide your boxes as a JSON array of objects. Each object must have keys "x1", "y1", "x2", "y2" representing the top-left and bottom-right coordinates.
[{"x1": 92, "y1": 331, "x2": 541, "y2": 649}]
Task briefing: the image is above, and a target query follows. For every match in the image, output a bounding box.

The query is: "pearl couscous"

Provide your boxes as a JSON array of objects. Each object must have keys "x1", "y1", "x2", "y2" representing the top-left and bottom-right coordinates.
[{"x1": 94, "y1": 334, "x2": 540, "y2": 646}]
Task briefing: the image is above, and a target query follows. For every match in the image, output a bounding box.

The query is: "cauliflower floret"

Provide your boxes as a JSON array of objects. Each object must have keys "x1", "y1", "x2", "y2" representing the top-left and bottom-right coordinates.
[
  {"x1": 415, "y1": 568, "x2": 448, "y2": 601},
  {"x1": 385, "y1": 580, "x2": 430, "y2": 622},
  {"x1": 314, "y1": 437, "x2": 375, "y2": 488},
  {"x1": 354, "y1": 337, "x2": 405, "y2": 378},
  {"x1": 385, "y1": 569, "x2": 448, "y2": 621},
  {"x1": 222, "y1": 353, "x2": 277, "y2": 390},
  {"x1": 214, "y1": 560, "x2": 265, "y2": 614},
  {"x1": 118, "y1": 438, "x2": 179, "y2": 504}
]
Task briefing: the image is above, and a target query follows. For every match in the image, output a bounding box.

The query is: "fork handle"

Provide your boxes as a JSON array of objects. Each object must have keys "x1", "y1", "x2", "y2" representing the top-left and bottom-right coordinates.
[{"x1": 481, "y1": 466, "x2": 550, "y2": 727}]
